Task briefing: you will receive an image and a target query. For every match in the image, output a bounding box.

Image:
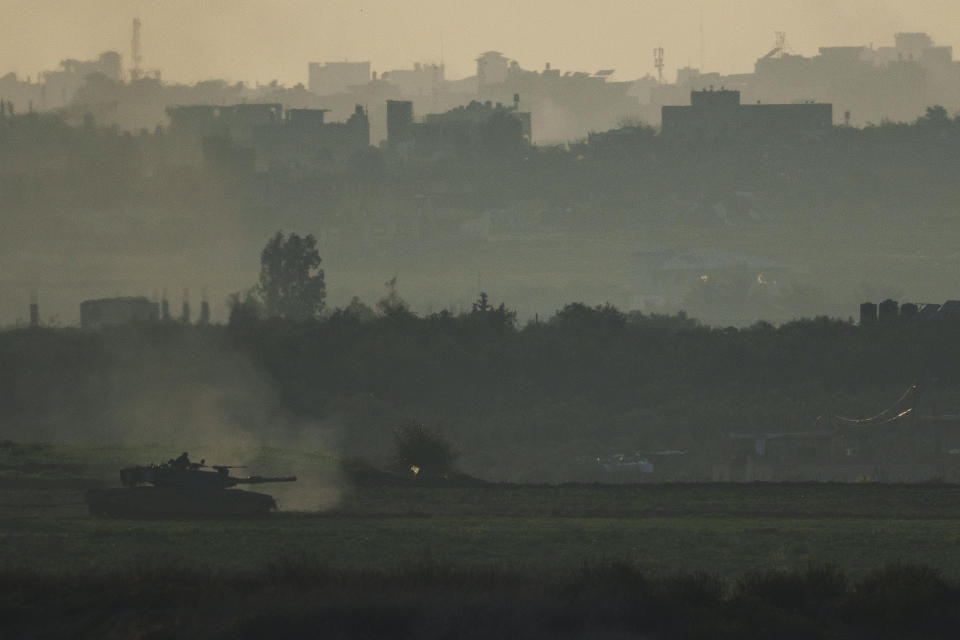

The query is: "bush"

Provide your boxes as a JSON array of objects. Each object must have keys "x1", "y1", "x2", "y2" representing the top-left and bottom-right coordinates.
[
  {"x1": 392, "y1": 422, "x2": 459, "y2": 478},
  {"x1": 847, "y1": 563, "x2": 960, "y2": 636}
]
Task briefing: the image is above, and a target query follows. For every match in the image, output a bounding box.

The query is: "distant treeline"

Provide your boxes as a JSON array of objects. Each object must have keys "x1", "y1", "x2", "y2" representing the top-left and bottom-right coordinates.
[{"x1": 5, "y1": 301, "x2": 960, "y2": 479}]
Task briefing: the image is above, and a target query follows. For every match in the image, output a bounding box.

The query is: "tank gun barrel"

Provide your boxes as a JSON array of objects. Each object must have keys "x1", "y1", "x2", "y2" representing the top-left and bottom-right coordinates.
[{"x1": 235, "y1": 475, "x2": 297, "y2": 485}]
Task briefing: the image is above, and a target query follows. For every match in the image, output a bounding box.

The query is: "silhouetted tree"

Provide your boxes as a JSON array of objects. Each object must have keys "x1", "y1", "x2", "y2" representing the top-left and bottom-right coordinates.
[
  {"x1": 469, "y1": 291, "x2": 517, "y2": 333},
  {"x1": 258, "y1": 231, "x2": 326, "y2": 321},
  {"x1": 917, "y1": 105, "x2": 950, "y2": 129},
  {"x1": 393, "y1": 422, "x2": 459, "y2": 477},
  {"x1": 342, "y1": 296, "x2": 377, "y2": 323},
  {"x1": 227, "y1": 289, "x2": 264, "y2": 329},
  {"x1": 377, "y1": 277, "x2": 412, "y2": 319},
  {"x1": 472, "y1": 291, "x2": 492, "y2": 314}
]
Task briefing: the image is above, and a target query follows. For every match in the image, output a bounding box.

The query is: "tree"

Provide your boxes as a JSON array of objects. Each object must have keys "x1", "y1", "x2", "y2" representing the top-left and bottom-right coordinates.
[
  {"x1": 342, "y1": 296, "x2": 376, "y2": 323},
  {"x1": 469, "y1": 291, "x2": 517, "y2": 333},
  {"x1": 258, "y1": 231, "x2": 326, "y2": 320},
  {"x1": 917, "y1": 105, "x2": 949, "y2": 129},
  {"x1": 393, "y1": 422, "x2": 459, "y2": 478},
  {"x1": 227, "y1": 289, "x2": 264, "y2": 329},
  {"x1": 376, "y1": 277, "x2": 412, "y2": 319}
]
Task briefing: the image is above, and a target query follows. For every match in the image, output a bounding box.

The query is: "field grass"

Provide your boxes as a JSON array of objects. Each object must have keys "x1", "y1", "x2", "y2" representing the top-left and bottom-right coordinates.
[
  {"x1": 4, "y1": 510, "x2": 960, "y2": 581},
  {"x1": 3, "y1": 442, "x2": 960, "y2": 637},
  {"x1": 3, "y1": 442, "x2": 960, "y2": 580}
]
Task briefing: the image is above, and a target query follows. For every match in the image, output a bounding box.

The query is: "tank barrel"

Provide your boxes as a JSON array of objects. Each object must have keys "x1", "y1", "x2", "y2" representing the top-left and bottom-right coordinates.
[{"x1": 235, "y1": 475, "x2": 297, "y2": 484}]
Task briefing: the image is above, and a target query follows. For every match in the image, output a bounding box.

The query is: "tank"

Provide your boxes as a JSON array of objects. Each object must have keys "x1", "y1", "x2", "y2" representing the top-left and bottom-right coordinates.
[{"x1": 85, "y1": 452, "x2": 297, "y2": 517}]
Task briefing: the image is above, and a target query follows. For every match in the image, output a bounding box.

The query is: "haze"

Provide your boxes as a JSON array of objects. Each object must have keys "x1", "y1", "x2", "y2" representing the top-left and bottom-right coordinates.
[{"x1": 4, "y1": 1, "x2": 959, "y2": 84}]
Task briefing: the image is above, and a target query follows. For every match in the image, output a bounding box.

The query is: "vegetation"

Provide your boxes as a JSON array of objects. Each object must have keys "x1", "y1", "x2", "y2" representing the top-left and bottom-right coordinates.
[
  {"x1": 6, "y1": 301, "x2": 960, "y2": 479},
  {"x1": 3, "y1": 561, "x2": 959, "y2": 639},
  {"x1": 4, "y1": 442, "x2": 960, "y2": 637},
  {"x1": 257, "y1": 231, "x2": 326, "y2": 321},
  {"x1": 391, "y1": 422, "x2": 459, "y2": 477},
  {"x1": 7, "y1": 105, "x2": 960, "y2": 327}
]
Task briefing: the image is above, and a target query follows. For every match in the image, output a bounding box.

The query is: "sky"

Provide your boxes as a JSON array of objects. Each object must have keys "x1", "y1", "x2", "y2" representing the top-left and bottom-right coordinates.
[{"x1": 2, "y1": 1, "x2": 959, "y2": 85}]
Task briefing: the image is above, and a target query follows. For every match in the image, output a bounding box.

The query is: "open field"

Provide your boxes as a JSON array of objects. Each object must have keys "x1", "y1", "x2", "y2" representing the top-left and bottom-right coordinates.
[
  {"x1": 3, "y1": 442, "x2": 960, "y2": 638},
  {"x1": 3, "y1": 442, "x2": 960, "y2": 579}
]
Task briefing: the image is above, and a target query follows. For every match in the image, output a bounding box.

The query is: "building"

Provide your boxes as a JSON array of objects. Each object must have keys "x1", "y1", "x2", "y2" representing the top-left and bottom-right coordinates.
[
  {"x1": 386, "y1": 98, "x2": 531, "y2": 157},
  {"x1": 167, "y1": 101, "x2": 370, "y2": 170},
  {"x1": 661, "y1": 89, "x2": 832, "y2": 142},
  {"x1": 167, "y1": 103, "x2": 283, "y2": 144},
  {"x1": 643, "y1": 32, "x2": 960, "y2": 128},
  {"x1": 476, "y1": 51, "x2": 510, "y2": 88},
  {"x1": 475, "y1": 55, "x2": 639, "y2": 143},
  {"x1": 39, "y1": 51, "x2": 123, "y2": 108},
  {"x1": 80, "y1": 297, "x2": 159, "y2": 330},
  {"x1": 386, "y1": 99, "x2": 415, "y2": 146},
  {"x1": 254, "y1": 104, "x2": 370, "y2": 169},
  {"x1": 308, "y1": 61, "x2": 371, "y2": 96},
  {"x1": 381, "y1": 62, "x2": 445, "y2": 96}
]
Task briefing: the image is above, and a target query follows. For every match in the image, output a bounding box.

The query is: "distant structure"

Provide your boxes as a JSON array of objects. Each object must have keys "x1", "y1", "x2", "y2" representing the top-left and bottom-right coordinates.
[
  {"x1": 381, "y1": 62, "x2": 444, "y2": 96},
  {"x1": 386, "y1": 98, "x2": 531, "y2": 157},
  {"x1": 476, "y1": 52, "x2": 510, "y2": 89},
  {"x1": 386, "y1": 99, "x2": 415, "y2": 146},
  {"x1": 81, "y1": 297, "x2": 159, "y2": 330},
  {"x1": 661, "y1": 89, "x2": 832, "y2": 142},
  {"x1": 130, "y1": 18, "x2": 143, "y2": 80},
  {"x1": 29, "y1": 291, "x2": 39, "y2": 329},
  {"x1": 654, "y1": 47, "x2": 664, "y2": 84},
  {"x1": 167, "y1": 103, "x2": 369, "y2": 169},
  {"x1": 256, "y1": 104, "x2": 369, "y2": 167},
  {"x1": 181, "y1": 289, "x2": 190, "y2": 324},
  {"x1": 652, "y1": 31, "x2": 958, "y2": 127},
  {"x1": 199, "y1": 292, "x2": 211, "y2": 326},
  {"x1": 308, "y1": 61, "x2": 371, "y2": 95},
  {"x1": 166, "y1": 103, "x2": 285, "y2": 142},
  {"x1": 473, "y1": 54, "x2": 637, "y2": 143},
  {"x1": 762, "y1": 31, "x2": 789, "y2": 60},
  {"x1": 34, "y1": 51, "x2": 122, "y2": 109},
  {"x1": 860, "y1": 298, "x2": 960, "y2": 325}
]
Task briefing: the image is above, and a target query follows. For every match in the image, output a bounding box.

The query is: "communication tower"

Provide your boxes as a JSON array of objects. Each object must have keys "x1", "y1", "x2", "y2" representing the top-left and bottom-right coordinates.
[
  {"x1": 653, "y1": 47, "x2": 664, "y2": 84},
  {"x1": 775, "y1": 31, "x2": 787, "y2": 53},
  {"x1": 131, "y1": 18, "x2": 143, "y2": 80},
  {"x1": 761, "y1": 31, "x2": 790, "y2": 61}
]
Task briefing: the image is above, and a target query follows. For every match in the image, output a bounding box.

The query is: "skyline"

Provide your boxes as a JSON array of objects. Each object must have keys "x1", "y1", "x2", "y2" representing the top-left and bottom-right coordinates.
[{"x1": 3, "y1": 1, "x2": 960, "y2": 86}]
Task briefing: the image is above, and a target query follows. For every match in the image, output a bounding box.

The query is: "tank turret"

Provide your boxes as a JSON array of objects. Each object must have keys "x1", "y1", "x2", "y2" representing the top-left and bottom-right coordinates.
[{"x1": 86, "y1": 452, "x2": 297, "y2": 517}]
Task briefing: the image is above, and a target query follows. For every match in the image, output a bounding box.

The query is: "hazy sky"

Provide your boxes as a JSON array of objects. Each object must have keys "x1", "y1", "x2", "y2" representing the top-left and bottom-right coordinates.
[{"x1": 3, "y1": 1, "x2": 959, "y2": 84}]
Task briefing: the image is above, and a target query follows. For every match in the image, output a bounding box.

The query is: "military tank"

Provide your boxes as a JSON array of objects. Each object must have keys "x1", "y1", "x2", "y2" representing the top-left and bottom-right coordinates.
[{"x1": 86, "y1": 452, "x2": 296, "y2": 517}]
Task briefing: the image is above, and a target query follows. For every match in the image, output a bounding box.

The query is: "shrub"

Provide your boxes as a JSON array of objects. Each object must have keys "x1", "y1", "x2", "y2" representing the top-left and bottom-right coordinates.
[{"x1": 392, "y1": 422, "x2": 459, "y2": 478}]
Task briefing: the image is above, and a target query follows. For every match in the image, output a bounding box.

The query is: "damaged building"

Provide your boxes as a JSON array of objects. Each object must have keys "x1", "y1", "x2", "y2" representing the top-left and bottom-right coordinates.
[
  {"x1": 386, "y1": 97, "x2": 531, "y2": 158},
  {"x1": 165, "y1": 102, "x2": 369, "y2": 170}
]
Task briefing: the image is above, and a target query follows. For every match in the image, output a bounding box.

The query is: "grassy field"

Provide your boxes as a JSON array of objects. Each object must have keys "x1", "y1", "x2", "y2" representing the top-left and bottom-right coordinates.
[
  {"x1": 3, "y1": 441, "x2": 960, "y2": 579},
  {"x1": 3, "y1": 442, "x2": 960, "y2": 638}
]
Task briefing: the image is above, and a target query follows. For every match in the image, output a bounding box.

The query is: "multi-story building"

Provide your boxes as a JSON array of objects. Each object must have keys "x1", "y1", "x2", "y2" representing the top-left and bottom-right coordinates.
[{"x1": 661, "y1": 89, "x2": 832, "y2": 142}]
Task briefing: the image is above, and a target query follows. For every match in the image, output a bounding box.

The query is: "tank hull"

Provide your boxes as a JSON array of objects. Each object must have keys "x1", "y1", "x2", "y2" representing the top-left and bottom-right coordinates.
[{"x1": 86, "y1": 487, "x2": 278, "y2": 517}]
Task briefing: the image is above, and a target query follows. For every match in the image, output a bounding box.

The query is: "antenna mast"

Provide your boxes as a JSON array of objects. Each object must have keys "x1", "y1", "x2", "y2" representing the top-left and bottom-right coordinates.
[
  {"x1": 699, "y1": 9, "x2": 704, "y2": 70},
  {"x1": 131, "y1": 18, "x2": 143, "y2": 80},
  {"x1": 774, "y1": 31, "x2": 787, "y2": 58},
  {"x1": 653, "y1": 47, "x2": 664, "y2": 84}
]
